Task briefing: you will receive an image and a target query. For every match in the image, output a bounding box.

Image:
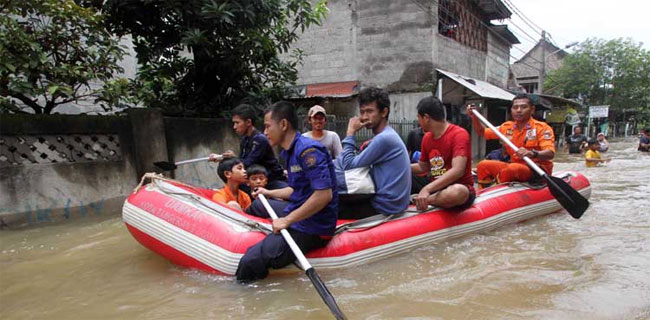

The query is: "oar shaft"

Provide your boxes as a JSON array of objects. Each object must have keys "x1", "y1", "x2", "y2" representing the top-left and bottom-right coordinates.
[
  {"x1": 258, "y1": 194, "x2": 312, "y2": 270},
  {"x1": 258, "y1": 194, "x2": 347, "y2": 319},
  {"x1": 471, "y1": 109, "x2": 545, "y2": 176},
  {"x1": 175, "y1": 156, "x2": 212, "y2": 166}
]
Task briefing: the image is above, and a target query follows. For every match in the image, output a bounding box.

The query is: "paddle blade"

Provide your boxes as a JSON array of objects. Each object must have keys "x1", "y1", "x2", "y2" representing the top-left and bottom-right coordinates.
[
  {"x1": 153, "y1": 161, "x2": 177, "y2": 171},
  {"x1": 306, "y1": 268, "x2": 347, "y2": 320},
  {"x1": 543, "y1": 174, "x2": 589, "y2": 219}
]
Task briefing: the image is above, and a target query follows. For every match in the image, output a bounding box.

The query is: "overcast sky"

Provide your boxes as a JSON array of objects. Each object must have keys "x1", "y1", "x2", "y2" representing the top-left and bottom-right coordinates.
[{"x1": 501, "y1": 0, "x2": 650, "y2": 62}]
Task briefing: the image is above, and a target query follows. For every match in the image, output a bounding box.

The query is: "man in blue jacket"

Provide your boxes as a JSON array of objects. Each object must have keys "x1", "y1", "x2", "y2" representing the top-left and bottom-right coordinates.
[
  {"x1": 237, "y1": 101, "x2": 338, "y2": 281},
  {"x1": 219, "y1": 104, "x2": 287, "y2": 191},
  {"x1": 338, "y1": 87, "x2": 411, "y2": 219}
]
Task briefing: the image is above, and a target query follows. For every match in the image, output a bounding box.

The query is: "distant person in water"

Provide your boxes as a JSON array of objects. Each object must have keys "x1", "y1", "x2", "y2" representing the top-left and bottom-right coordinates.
[
  {"x1": 596, "y1": 132, "x2": 609, "y2": 152},
  {"x1": 585, "y1": 138, "x2": 610, "y2": 167},
  {"x1": 638, "y1": 128, "x2": 650, "y2": 152},
  {"x1": 565, "y1": 126, "x2": 588, "y2": 154}
]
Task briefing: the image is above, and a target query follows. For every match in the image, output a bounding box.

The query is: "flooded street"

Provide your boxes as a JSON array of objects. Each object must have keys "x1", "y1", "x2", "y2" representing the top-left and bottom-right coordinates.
[{"x1": 1, "y1": 139, "x2": 649, "y2": 319}]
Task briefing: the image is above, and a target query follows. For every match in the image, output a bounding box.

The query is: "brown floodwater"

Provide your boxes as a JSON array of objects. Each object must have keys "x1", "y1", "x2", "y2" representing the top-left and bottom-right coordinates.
[{"x1": 1, "y1": 139, "x2": 649, "y2": 319}]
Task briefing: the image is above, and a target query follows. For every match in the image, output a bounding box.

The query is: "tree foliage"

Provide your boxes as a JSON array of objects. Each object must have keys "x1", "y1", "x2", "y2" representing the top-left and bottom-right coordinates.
[
  {"x1": 0, "y1": 0, "x2": 130, "y2": 114},
  {"x1": 104, "y1": 0, "x2": 328, "y2": 117},
  {"x1": 545, "y1": 38, "x2": 650, "y2": 124}
]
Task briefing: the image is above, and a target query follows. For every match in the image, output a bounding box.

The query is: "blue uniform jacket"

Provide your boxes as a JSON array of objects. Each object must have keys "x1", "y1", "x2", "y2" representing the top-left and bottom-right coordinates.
[
  {"x1": 240, "y1": 130, "x2": 286, "y2": 182},
  {"x1": 280, "y1": 132, "x2": 338, "y2": 236}
]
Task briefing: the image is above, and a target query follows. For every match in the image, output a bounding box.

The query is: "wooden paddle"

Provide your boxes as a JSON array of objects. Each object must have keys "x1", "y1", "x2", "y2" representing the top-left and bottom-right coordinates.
[
  {"x1": 470, "y1": 109, "x2": 589, "y2": 219},
  {"x1": 154, "y1": 154, "x2": 222, "y2": 171},
  {"x1": 258, "y1": 194, "x2": 347, "y2": 320}
]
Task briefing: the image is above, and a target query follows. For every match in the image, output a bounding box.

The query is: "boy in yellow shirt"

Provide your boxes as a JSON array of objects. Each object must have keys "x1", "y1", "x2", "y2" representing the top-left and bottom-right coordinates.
[
  {"x1": 585, "y1": 138, "x2": 610, "y2": 167},
  {"x1": 213, "y1": 158, "x2": 251, "y2": 210}
]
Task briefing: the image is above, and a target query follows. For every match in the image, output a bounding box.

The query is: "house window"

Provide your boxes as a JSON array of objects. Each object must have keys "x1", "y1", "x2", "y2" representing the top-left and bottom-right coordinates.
[
  {"x1": 437, "y1": 0, "x2": 487, "y2": 52},
  {"x1": 520, "y1": 82, "x2": 538, "y2": 94},
  {"x1": 438, "y1": 0, "x2": 459, "y2": 39}
]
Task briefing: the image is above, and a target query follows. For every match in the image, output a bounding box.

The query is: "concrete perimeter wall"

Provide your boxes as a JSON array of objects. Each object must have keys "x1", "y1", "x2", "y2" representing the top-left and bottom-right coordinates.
[
  {"x1": 0, "y1": 110, "x2": 239, "y2": 229},
  {"x1": 293, "y1": 0, "x2": 435, "y2": 91},
  {"x1": 163, "y1": 117, "x2": 239, "y2": 189}
]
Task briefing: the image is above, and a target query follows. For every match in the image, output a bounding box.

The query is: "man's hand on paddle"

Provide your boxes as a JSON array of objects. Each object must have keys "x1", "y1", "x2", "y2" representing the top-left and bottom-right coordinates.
[
  {"x1": 465, "y1": 104, "x2": 479, "y2": 117},
  {"x1": 515, "y1": 147, "x2": 535, "y2": 159},
  {"x1": 220, "y1": 150, "x2": 236, "y2": 159},
  {"x1": 272, "y1": 217, "x2": 291, "y2": 233},
  {"x1": 465, "y1": 104, "x2": 486, "y2": 136},
  {"x1": 251, "y1": 187, "x2": 268, "y2": 199},
  {"x1": 208, "y1": 153, "x2": 223, "y2": 162}
]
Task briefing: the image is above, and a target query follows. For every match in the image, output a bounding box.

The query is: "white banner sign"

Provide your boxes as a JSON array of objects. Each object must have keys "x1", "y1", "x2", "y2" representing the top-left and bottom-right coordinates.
[{"x1": 589, "y1": 105, "x2": 609, "y2": 118}]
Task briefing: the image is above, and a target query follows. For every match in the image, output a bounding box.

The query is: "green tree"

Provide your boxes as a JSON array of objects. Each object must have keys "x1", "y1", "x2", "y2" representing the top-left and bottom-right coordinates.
[
  {"x1": 544, "y1": 38, "x2": 650, "y2": 125},
  {"x1": 104, "y1": 0, "x2": 328, "y2": 116},
  {"x1": 0, "y1": 0, "x2": 131, "y2": 114}
]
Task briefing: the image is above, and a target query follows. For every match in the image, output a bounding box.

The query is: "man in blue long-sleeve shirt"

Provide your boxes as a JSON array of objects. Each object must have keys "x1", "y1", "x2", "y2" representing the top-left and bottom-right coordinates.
[
  {"x1": 220, "y1": 104, "x2": 287, "y2": 191},
  {"x1": 338, "y1": 87, "x2": 411, "y2": 219}
]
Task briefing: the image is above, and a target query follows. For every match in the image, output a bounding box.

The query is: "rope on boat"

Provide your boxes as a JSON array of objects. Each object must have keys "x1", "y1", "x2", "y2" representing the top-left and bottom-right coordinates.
[
  {"x1": 334, "y1": 210, "x2": 425, "y2": 235},
  {"x1": 133, "y1": 172, "x2": 165, "y2": 193},
  {"x1": 334, "y1": 214, "x2": 394, "y2": 234}
]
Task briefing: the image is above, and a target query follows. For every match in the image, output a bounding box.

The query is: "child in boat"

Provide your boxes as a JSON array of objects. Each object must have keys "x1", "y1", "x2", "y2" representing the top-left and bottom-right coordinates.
[
  {"x1": 216, "y1": 104, "x2": 287, "y2": 192},
  {"x1": 246, "y1": 164, "x2": 268, "y2": 195},
  {"x1": 585, "y1": 138, "x2": 610, "y2": 167},
  {"x1": 213, "y1": 158, "x2": 252, "y2": 210}
]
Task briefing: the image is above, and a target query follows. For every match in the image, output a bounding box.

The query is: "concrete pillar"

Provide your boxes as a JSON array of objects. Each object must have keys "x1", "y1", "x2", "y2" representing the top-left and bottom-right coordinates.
[{"x1": 127, "y1": 108, "x2": 168, "y2": 179}]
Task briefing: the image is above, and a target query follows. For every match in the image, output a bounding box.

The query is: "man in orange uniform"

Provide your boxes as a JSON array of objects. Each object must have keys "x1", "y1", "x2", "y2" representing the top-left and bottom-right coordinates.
[{"x1": 467, "y1": 93, "x2": 556, "y2": 188}]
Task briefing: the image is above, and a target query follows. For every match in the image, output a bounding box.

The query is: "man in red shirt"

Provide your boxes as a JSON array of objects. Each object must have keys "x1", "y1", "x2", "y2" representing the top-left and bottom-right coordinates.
[
  {"x1": 467, "y1": 93, "x2": 555, "y2": 189},
  {"x1": 411, "y1": 96, "x2": 475, "y2": 211}
]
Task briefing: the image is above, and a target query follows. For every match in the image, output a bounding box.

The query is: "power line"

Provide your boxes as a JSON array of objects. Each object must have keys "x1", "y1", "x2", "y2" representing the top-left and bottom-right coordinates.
[
  {"x1": 500, "y1": 0, "x2": 546, "y2": 43},
  {"x1": 506, "y1": 20, "x2": 541, "y2": 45},
  {"x1": 502, "y1": 0, "x2": 544, "y2": 35},
  {"x1": 503, "y1": 0, "x2": 576, "y2": 51},
  {"x1": 546, "y1": 32, "x2": 576, "y2": 50}
]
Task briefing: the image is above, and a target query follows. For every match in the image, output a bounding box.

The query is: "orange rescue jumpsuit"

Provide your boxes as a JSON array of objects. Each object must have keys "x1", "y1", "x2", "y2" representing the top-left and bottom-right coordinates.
[{"x1": 477, "y1": 118, "x2": 555, "y2": 187}]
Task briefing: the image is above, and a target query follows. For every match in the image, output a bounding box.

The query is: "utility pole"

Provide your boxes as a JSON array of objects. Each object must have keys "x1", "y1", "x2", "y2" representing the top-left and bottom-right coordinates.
[{"x1": 537, "y1": 30, "x2": 546, "y2": 94}]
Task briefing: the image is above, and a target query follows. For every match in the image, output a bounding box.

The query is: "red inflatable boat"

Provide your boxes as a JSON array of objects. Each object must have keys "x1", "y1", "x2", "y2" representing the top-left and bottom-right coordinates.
[{"x1": 122, "y1": 171, "x2": 591, "y2": 275}]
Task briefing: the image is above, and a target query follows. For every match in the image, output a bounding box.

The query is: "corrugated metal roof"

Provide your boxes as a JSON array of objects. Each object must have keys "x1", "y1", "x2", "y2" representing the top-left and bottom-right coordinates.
[
  {"x1": 436, "y1": 69, "x2": 514, "y2": 101},
  {"x1": 305, "y1": 81, "x2": 359, "y2": 98},
  {"x1": 537, "y1": 93, "x2": 584, "y2": 109}
]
